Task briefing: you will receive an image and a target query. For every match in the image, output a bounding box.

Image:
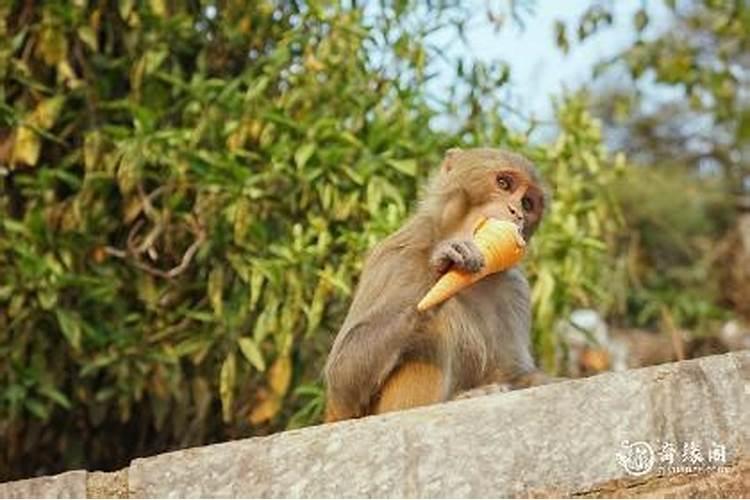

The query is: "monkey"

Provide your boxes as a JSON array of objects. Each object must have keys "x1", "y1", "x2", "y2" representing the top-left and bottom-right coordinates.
[{"x1": 323, "y1": 147, "x2": 554, "y2": 422}]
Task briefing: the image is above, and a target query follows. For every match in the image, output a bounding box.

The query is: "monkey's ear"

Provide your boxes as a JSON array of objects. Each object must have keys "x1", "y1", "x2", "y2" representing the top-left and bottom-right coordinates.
[{"x1": 441, "y1": 147, "x2": 463, "y2": 173}]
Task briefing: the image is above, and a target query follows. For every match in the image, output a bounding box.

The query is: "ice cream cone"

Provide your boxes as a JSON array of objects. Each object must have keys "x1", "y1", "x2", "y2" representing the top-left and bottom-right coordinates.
[{"x1": 417, "y1": 218, "x2": 525, "y2": 311}]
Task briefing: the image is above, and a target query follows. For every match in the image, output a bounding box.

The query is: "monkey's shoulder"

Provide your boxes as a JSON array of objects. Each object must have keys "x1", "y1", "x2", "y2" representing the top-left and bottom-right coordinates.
[{"x1": 360, "y1": 239, "x2": 431, "y2": 282}]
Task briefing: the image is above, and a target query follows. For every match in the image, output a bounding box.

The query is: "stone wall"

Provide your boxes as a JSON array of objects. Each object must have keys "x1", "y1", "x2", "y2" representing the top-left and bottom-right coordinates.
[{"x1": 2, "y1": 351, "x2": 749, "y2": 498}]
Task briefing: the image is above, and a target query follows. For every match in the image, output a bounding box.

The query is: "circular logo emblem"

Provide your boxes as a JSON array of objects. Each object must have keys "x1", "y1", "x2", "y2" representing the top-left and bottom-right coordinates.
[{"x1": 616, "y1": 440, "x2": 655, "y2": 476}]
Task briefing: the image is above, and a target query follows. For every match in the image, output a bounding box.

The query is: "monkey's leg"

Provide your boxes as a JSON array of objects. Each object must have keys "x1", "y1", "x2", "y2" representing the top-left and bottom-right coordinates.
[
  {"x1": 324, "y1": 396, "x2": 356, "y2": 423},
  {"x1": 373, "y1": 361, "x2": 446, "y2": 415}
]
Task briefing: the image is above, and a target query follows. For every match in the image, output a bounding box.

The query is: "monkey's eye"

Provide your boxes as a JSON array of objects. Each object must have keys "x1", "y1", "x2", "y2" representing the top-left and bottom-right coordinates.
[
  {"x1": 496, "y1": 174, "x2": 513, "y2": 191},
  {"x1": 522, "y1": 196, "x2": 534, "y2": 212}
]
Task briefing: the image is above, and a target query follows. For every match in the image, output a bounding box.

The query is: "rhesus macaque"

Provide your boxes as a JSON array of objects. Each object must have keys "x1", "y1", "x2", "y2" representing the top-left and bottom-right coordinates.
[{"x1": 324, "y1": 147, "x2": 553, "y2": 422}]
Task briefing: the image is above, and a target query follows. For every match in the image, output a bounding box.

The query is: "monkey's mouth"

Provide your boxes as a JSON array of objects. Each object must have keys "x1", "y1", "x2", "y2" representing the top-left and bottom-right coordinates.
[
  {"x1": 472, "y1": 216, "x2": 526, "y2": 244},
  {"x1": 477, "y1": 216, "x2": 524, "y2": 235}
]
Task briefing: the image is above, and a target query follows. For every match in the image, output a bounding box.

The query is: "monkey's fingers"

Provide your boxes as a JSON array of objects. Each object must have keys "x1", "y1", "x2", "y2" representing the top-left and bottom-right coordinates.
[
  {"x1": 417, "y1": 218, "x2": 525, "y2": 311},
  {"x1": 430, "y1": 240, "x2": 484, "y2": 274},
  {"x1": 451, "y1": 240, "x2": 485, "y2": 273}
]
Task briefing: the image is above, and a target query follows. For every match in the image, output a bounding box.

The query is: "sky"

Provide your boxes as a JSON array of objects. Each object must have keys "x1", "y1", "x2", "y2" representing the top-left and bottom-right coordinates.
[{"x1": 429, "y1": 0, "x2": 673, "y2": 124}]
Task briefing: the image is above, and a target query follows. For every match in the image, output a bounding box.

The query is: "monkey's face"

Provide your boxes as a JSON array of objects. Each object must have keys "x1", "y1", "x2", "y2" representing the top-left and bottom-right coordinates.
[
  {"x1": 485, "y1": 168, "x2": 546, "y2": 239},
  {"x1": 441, "y1": 148, "x2": 547, "y2": 241}
]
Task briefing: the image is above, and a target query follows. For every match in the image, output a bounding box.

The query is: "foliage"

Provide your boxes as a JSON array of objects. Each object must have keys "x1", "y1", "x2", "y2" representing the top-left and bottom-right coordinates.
[
  {"x1": 607, "y1": 167, "x2": 729, "y2": 332},
  {"x1": 0, "y1": 0, "x2": 618, "y2": 479},
  {"x1": 523, "y1": 95, "x2": 623, "y2": 372},
  {"x1": 556, "y1": 0, "x2": 745, "y2": 333},
  {"x1": 570, "y1": 0, "x2": 750, "y2": 193}
]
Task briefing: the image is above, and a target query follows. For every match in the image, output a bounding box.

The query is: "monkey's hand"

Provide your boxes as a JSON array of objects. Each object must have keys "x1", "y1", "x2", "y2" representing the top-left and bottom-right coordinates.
[{"x1": 430, "y1": 239, "x2": 485, "y2": 275}]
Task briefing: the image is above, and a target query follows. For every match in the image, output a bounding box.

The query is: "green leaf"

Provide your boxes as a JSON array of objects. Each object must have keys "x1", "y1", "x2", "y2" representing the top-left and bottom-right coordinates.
[
  {"x1": 37, "y1": 288, "x2": 58, "y2": 310},
  {"x1": 39, "y1": 386, "x2": 72, "y2": 409},
  {"x1": 294, "y1": 143, "x2": 316, "y2": 169},
  {"x1": 633, "y1": 9, "x2": 648, "y2": 33},
  {"x1": 245, "y1": 75, "x2": 270, "y2": 102},
  {"x1": 249, "y1": 270, "x2": 265, "y2": 310},
  {"x1": 80, "y1": 353, "x2": 118, "y2": 377},
  {"x1": 119, "y1": 0, "x2": 135, "y2": 20},
  {"x1": 3, "y1": 219, "x2": 28, "y2": 234},
  {"x1": 238, "y1": 337, "x2": 266, "y2": 372},
  {"x1": 37, "y1": 25, "x2": 67, "y2": 66},
  {"x1": 219, "y1": 353, "x2": 237, "y2": 423},
  {"x1": 269, "y1": 355, "x2": 292, "y2": 396},
  {"x1": 208, "y1": 266, "x2": 224, "y2": 318},
  {"x1": 117, "y1": 149, "x2": 140, "y2": 194},
  {"x1": 25, "y1": 399, "x2": 49, "y2": 420},
  {"x1": 55, "y1": 310, "x2": 82, "y2": 350},
  {"x1": 77, "y1": 26, "x2": 98, "y2": 51},
  {"x1": 12, "y1": 96, "x2": 65, "y2": 166},
  {"x1": 386, "y1": 158, "x2": 417, "y2": 177}
]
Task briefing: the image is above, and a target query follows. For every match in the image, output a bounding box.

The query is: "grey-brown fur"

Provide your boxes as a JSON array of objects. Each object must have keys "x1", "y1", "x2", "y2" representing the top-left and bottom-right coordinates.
[{"x1": 324, "y1": 148, "x2": 551, "y2": 420}]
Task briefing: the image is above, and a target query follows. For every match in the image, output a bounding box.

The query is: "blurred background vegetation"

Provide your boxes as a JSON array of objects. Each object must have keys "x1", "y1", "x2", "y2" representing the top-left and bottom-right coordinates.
[{"x1": 0, "y1": 0, "x2": 747, "y2": 481}]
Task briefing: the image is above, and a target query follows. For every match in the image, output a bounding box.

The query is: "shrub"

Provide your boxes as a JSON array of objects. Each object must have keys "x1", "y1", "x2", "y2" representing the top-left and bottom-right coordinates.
[{"x1": 0, "y1": 1, "x2": 619, "y2": 479}]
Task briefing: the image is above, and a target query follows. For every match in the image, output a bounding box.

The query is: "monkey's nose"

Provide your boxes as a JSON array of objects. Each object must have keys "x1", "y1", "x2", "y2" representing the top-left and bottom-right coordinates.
[{"x1": 508, "y1": 204, "x2": 523, "y2": 222}]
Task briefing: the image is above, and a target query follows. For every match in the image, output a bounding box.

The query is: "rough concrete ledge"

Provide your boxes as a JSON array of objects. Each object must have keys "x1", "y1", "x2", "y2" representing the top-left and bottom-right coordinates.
[
  {"x1": 0, "y1": 470, "x2": 87, "y2": 499},
  {"x1": 2, "y1": 351, "x2": 749, "y2": 498}
]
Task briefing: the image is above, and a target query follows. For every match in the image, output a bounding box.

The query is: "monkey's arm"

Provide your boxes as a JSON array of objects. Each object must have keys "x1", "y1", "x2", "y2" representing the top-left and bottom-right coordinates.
[
  {"x1": 325, "y1": 310, "x2": 423, "y2": 421},
  {"x1": 324, "y1": 247, "x2": 430, "y2": 421}
]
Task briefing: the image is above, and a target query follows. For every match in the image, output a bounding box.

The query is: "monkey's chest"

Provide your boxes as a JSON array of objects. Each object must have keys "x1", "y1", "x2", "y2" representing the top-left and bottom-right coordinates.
[
  {"x1": 435, "y1": 272, "x2": 528, "y2": 384},
  {"x1": 435, "y1": 288, "x2": 502, "y2": 379}
]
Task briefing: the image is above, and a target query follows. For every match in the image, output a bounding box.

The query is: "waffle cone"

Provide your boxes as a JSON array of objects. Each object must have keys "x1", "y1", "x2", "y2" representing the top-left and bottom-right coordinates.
[{"x1": 417, "y1": 218, "x2": 525, "y2": 311}]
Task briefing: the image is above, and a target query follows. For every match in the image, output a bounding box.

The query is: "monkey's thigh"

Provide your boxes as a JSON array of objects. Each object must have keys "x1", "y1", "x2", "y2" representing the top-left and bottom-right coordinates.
[{"x1": 373, "y1": 360, "x2": 446, "y2": 415}]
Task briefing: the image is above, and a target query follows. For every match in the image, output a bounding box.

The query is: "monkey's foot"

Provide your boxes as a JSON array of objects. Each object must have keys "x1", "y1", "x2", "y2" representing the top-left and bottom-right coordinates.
[
  {"x1": 510, "y1": 371, "x2": 567, "y2": 389},
  {"x1": 453, "y1": 383, "x2": 511, "y2": 401}
]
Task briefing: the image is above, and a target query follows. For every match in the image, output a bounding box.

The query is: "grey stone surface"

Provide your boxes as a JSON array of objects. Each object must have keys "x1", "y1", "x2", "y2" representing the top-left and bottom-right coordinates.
[
  {"x1": 128, "y1": 351, "x2": 750, "y2": 498},
  {"x1": 0, "y1": 470, "x2": 87, "y2": 499}
]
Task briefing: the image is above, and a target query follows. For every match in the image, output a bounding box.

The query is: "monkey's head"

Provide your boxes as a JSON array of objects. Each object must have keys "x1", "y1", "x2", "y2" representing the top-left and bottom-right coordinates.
[{"x1": 425, "y1": 147, "x2": 548, "y2": 241}]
